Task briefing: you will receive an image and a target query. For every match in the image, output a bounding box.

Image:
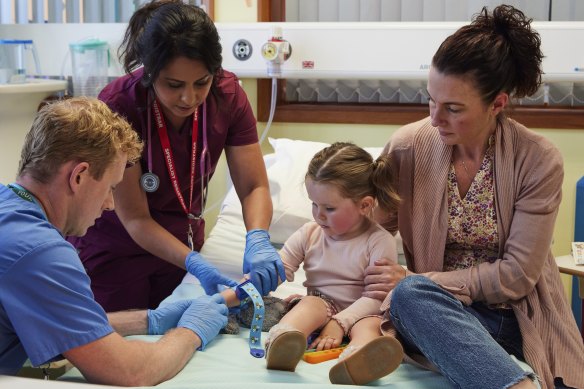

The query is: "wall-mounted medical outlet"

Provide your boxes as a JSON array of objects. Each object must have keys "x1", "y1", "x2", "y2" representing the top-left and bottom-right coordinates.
[{"x1": 232, "y1": 39, "x2": 252, "y2": 61}]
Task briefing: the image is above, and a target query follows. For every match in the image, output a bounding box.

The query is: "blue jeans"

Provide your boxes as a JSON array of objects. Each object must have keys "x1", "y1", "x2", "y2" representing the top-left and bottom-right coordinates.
[{"x1": 389, "y1": 275, "x2": 533, "y2": 389}]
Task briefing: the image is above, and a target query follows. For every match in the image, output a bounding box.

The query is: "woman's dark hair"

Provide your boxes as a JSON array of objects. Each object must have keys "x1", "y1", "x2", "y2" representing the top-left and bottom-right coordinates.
[
  {"x1": 432, "y1": 4, "x2": 543, "y2": 103},
  {"x1": 119, "y1": 0, "x2": 222, "y2": 88}
]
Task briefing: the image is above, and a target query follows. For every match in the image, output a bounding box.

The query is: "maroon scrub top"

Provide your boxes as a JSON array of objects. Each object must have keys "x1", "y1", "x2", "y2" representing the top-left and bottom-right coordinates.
[{"x1": 68, "y1": 68, "x2": 258, "y2": 311}]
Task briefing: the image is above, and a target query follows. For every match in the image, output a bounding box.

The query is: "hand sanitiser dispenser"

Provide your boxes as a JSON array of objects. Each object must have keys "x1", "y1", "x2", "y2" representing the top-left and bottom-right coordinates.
[
  {"x1": 0, "y1": 39, "x2": 41, "y2": 84},
  {"x1": 69, "y1": 39, "x2": 109, "y2": 97}
]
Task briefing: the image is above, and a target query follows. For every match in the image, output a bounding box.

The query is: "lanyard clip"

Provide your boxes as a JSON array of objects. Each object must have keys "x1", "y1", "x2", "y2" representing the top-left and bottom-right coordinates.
[{"x1": 187, "y1": 224, "x2": 194, "y2": 251}]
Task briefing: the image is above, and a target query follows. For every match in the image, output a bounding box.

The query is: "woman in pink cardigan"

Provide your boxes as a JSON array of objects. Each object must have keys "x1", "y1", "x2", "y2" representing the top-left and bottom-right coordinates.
[{"x1": 364, "y1": 5, "x2": 584, "y2": 389}]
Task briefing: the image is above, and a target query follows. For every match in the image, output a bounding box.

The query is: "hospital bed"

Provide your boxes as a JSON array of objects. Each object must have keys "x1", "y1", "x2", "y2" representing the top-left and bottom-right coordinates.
[{"x1": 57, "y1": 138, "x2": 537, "y2": 388}]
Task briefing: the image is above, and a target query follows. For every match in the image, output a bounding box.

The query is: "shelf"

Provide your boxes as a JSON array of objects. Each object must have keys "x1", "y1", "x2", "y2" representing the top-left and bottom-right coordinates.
[{"x1": 0, "y1": 78, "x2": 67, "y2": 94}]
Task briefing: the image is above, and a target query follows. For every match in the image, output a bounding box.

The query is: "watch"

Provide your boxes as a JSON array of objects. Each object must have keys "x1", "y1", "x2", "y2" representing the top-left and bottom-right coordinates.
[{"x1": 235, "y1": 279, "x2": 265, "y2": 358}]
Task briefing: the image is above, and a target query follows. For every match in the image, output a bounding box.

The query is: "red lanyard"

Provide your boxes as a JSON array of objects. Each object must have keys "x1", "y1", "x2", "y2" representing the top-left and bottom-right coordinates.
[{"x1": 152, "y1": 99, "x2": 198, "y2": 221}]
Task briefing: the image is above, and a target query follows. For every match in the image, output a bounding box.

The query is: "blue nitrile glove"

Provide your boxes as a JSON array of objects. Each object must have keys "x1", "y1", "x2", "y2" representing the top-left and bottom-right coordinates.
[
  {"x1": 185, "y1": 251, "x2": 238, "y2": 295},
  {"x1": 177, "y1": 294, "x2": 228, "y2": 350},
  {"x1": 147, "y1": 299, "x2": 193, "y2": 335},
  {"x1": 242, "y1": 229, "x2": 286, "y2": 296}
]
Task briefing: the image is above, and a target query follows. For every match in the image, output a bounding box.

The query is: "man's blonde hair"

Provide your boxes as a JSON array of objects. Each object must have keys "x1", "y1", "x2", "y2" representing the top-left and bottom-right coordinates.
[{"x1": 18, "y1": 97, "x2": 143, "y2": 182}]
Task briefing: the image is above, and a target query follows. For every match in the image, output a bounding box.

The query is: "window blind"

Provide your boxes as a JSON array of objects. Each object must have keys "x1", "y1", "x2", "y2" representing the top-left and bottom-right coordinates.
[{"x1": 283, "y1": 0, "x2": 584, "y2": 107}]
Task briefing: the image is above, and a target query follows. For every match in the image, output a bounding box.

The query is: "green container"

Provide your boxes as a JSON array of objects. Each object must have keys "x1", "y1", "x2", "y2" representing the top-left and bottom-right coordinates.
[{"x1": 69, "y1": 39, "x2": 109, "y2": 97}]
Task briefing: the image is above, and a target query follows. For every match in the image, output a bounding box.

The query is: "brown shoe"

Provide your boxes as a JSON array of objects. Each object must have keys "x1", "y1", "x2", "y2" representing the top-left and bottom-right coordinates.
[
  {"x1": 329, "y1": 336, "x2": 403, "y2": 385},
  {"x1": 265, "y1": 330, "x2": 307, "y2": 372}
]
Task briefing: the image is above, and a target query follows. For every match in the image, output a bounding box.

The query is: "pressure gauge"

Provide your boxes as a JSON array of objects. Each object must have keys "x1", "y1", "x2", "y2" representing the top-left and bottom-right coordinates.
[{"x1": 261, "y1": 41, "x2": 279, "y2": 61}]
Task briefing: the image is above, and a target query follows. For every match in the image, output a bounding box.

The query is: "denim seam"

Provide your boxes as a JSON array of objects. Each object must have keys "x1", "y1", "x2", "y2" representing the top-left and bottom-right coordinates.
[{"x1": 502, "y1": 372, "x2": 537, "y2": 389}]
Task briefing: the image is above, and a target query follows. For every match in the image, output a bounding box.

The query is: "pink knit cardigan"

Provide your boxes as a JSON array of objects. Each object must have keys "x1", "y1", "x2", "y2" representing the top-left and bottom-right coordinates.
[{"x1": 380, "y1": 117, "x2": 584, "y2": 389}]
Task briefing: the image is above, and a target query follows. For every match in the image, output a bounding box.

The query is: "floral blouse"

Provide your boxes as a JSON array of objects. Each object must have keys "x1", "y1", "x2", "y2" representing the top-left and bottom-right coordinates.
[{"x1": 444, "y1": 146, "x2": 499, "y2": 272}]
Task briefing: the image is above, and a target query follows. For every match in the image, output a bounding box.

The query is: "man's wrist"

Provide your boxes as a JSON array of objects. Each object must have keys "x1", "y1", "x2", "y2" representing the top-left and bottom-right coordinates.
[
  {"x1": 108, "y1": 309, "x2": 149, "y2": 336},
  {"x1": 174, "y1": 326, "x2": 203, "y2": 350}
]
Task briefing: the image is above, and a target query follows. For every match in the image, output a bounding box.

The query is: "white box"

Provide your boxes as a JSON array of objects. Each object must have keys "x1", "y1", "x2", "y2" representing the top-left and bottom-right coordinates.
[{"x1": 572, "y1": 242, "x2": 584, "y2": 265}]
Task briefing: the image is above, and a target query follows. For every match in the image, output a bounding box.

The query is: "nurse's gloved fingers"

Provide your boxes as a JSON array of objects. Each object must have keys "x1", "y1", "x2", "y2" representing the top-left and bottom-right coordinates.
[
  {"x1": 276, "y1": 259, "x2": 286, "y2": 284},
  {"x1": 249, "y1": 270, "x2": 266, "y2": 296},
  {"x1": 221, "y1": 276, "x2": 238, "y2": 288},
  {"x1": 211, "y1": 293, "x2": 225, "y2": 304}
]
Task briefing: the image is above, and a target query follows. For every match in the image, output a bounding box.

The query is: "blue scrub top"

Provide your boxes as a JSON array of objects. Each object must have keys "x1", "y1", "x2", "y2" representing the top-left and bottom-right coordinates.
[{"x1": 0, "y1": 184, "x2": 113, "y2": 375}]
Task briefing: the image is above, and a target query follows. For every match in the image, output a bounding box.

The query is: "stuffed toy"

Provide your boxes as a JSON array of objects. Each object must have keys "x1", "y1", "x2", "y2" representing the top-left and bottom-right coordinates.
[{"x1": 222, "y1": 295, "x2": 287, "y2": 335}]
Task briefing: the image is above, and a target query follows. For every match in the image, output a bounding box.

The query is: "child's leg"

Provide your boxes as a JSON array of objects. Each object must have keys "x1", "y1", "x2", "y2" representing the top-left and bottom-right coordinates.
[
  {"x1": 266, "y1": 296, "x2": 330, "y2": 372},
  {"x1": 329, "y1": 317, "x2": 403, "y2": 385},
  {"x1": 345, "y1": 315, "x2": 383, "y2": 346},
  {"x1": 278, "y1": 295, "x2": 329, "y2": 336}
]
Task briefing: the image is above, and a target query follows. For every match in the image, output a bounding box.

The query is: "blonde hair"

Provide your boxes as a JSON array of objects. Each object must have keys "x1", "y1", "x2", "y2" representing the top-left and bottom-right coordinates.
[
  {"x1": 306, "y1": 142, "x2": 400, "y2": 214},
  {"x1": 18, "y1": 97, "x2": 143, "y2": 183}
]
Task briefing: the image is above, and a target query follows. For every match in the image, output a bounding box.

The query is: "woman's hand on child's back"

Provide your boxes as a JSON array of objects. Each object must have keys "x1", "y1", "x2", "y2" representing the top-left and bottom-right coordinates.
[{"x1": 309, "y1": 320, "x2": 344, "y2": 351}]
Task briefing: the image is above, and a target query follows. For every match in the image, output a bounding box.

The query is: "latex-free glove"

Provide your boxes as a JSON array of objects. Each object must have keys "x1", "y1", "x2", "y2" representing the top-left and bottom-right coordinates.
[
  {"x1": 185, "y1": 251, "x2": 238, "y2": 295},
  {"x1": 147, "y1": 299, "x2": 192, "y2": 335},
  {"x1": 177, "y1": 294, "x2": 228, "y2": 350},
  {"x1": 243, "y1": 229, "x2": 286, "y2": 296}
]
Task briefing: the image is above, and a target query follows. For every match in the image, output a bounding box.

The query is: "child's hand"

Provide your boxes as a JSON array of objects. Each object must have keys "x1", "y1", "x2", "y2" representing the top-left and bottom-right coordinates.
[{"x1": 309, "y1": 320, "x2": 344, "y2": 351}]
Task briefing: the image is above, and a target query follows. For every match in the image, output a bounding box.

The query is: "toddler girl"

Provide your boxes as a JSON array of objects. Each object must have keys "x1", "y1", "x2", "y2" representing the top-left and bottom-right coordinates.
[{"x1": 265, "y1": 142, "x2": 404, "y2": 385}]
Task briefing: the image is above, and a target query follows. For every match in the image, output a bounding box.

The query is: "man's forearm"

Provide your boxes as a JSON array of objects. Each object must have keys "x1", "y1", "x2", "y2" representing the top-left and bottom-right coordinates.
[{"x1": 107, "y1": 310, "x2": 148, "y2": 336}]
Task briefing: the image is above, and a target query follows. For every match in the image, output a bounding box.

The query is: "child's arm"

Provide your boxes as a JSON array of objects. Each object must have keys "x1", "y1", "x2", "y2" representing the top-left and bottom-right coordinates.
[
  {"x1": 330, "y1": 297, "x2": 382, "y2": 339},
  {"x1": 220, "y1": 287, "x2": 241, "y2": 308},
  {"x1": 363, "y1": 228, "x2": 401, "y2": 300},
  {"x1": 218, "y1": 277, "x2": 282, "y2": 308},
  {"x1": 328, "y1": 228, "x2": 396, "y2": 336},
  {"x1": 308, "y1": 319, "x2": 345, "y2": 350},
  {"x1": 219, "y1": 277, "x2": 247, "y2": 308},
  {"x1": 220, "y1": 224, "x2": 309, "y2": 308}
]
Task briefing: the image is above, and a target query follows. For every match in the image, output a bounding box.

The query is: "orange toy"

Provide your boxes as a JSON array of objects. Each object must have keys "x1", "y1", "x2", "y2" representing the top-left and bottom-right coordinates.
[{"x1": 303, "y1": 346, "x2": 347, "y2": 364}]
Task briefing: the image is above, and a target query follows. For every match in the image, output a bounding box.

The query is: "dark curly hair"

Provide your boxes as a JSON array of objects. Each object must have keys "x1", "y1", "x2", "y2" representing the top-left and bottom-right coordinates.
[
  {"x1": 118, "y1": 0, "x2": 222, "y2": 89},
  {"x1": 432, "y1": 4, "x2": 544, "y2": 103}
]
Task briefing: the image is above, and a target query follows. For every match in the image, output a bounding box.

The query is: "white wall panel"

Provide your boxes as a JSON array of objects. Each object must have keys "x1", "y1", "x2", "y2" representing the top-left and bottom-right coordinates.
[{"x1": 1, "y1": 21, "x2": 583, "y2": 83}]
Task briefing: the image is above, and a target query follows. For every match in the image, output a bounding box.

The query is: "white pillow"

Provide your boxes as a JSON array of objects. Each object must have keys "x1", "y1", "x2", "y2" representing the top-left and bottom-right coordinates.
[{"x1": 266, "y1": 138, "x2": 329, "y2": 243}]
